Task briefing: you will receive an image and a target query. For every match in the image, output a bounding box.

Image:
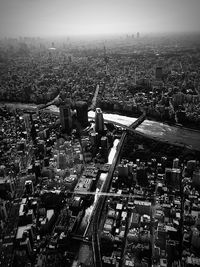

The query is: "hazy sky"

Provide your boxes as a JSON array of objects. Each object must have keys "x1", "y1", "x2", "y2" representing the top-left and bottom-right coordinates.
[{"x1": 0, "y1": 0, "x2": 200, "y2": 37}]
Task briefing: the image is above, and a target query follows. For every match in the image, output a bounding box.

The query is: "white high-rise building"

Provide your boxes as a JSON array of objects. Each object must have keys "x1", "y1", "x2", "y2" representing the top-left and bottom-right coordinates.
[{"x1": 95, "y1": 108, "x2": 104, "y2": 133}]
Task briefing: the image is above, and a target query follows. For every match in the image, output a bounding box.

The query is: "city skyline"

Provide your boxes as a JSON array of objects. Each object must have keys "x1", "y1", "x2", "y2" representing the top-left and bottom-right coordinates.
[{"x1": 0, "y1": 0, "x2": 200, "y2": 37}]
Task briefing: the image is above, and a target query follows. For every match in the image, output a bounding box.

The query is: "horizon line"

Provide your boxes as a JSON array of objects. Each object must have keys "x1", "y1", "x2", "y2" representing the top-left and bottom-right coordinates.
[{"x1": 1, "y1": 30, "x2": 200, "y2": 40}]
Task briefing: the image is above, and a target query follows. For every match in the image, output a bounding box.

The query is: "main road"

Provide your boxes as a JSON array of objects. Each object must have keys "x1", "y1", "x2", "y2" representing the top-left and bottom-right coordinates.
[{"x1": 90, "y1": 113, "x2": 146, "y2": 267}]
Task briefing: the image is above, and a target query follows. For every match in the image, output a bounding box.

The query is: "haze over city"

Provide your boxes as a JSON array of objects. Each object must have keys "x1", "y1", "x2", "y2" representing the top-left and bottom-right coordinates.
[
  {"x1": 0, "y1": 0, "x2": 200, "y2": 37},
  {"x1": 2, "y1": 0, "x2": 200, "y2": 266}
]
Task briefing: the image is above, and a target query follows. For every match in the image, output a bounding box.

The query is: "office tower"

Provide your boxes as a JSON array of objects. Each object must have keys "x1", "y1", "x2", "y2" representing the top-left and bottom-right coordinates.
[
  {"x1": 100, "y1": 136, "x2": 109, "y2": 162},
  {"x1": 90, "y1": 132, "x2": 98, "y2": 146},
  {"x1": 90, "y1": 132, "x2": 98, "y2": 156},
  {"x1": 57, "y1": 152, "x2": 66, "y2": 170},
  {"x1": 60, "y1": 104, "x2": 72, "y2": 134},
  {"x1": 75, "y1": 101, "x2": 89, "y2": 127},
  {"x1": 137, "y1": 32, "x2": 140, "y2": 38},
  {"x1": 165, "y1": 168, "x2": 173, "y2": 187},
  {"x1": 191, "y1": 228, "x2": 200, "y2": 249},
  {"x1": 155, "y1": 67, "x2": 163, "y2": 80},
  {"x1": 165, "y1": 168, "x2": 181, "y2": 189},
  {"x1": 166, "y1": 240, "x2": 177, "y2": 266},
  {"x1": 34, "y1": 161, "x2": 41, "y2": 179},
  {"x1": 95, "y1": 108, "x2": 104, "y2": 133},
  {"x1": 101, "y1": 136, "x2": 108, "y2": 150},
  {"x1": 118, "y1": 163, "x2": 129, "y2": 178}
]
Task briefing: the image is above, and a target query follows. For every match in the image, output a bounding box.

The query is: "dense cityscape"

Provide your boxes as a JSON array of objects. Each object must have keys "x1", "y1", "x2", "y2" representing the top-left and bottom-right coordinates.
[
  {"x1": 0, "y1": 32, "x2": 200, "y2": 267},
  {"x1": 1, "y1": 33, "x2": 200, "y2": 128}
]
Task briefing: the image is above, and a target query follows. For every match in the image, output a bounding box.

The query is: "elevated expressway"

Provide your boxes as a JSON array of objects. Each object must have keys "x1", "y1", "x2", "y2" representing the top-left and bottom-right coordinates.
[{"x1": 87, "y1": 112, "x2": 146, "y2": 267}]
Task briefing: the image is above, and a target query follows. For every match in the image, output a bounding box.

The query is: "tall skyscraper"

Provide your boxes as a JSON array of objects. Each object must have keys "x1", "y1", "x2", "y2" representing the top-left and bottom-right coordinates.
[
  {"x1": 60, "y1": 104, "x2": 72, "y2": 134},
  {"x1": 75, "y1": 101, "x2": 89, "y2": 127},
  {"x1": 137, "y1": 32, "x2": 140, "y2": 38},
  {"x1": 95, "y1": 108, "x2": 104, "y2": 133}
]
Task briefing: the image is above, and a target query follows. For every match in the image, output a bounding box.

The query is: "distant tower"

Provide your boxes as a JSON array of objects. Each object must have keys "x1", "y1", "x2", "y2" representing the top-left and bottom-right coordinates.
[
  {"x1": 137, "y1": 32, "x2": 140, "y2": 38},
  {"x1": 95, "y1": 108, "x2": 104, "y2": 133},
  {"x1": 60, "y1": 103, "x2": 72, "y2": 134},
  {"x1": 155, "y1": 67, "x2": 163, "y2": 80}
]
